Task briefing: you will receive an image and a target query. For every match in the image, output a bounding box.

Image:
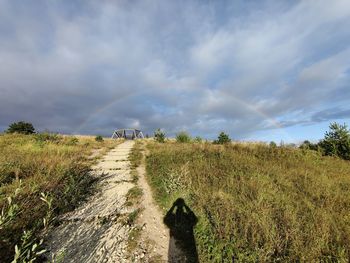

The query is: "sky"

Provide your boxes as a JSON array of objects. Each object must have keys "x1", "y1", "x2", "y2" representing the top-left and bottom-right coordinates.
[{"x1": 0, "y1": 0, "x2": 350, "y2": 142}]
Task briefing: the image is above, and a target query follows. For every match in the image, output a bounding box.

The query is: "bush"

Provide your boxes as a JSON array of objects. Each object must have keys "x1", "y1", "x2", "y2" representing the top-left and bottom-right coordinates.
[
  {"x1": 35, "y1": 132, "x2": 61, "y2": 143},
  {"x1": 176, "y1": 131, "x2": 191, "y2": 143},
  {"x1": 299, "y1": 140, "x2": 318, "y2": 151},
  {"x1": 6, "y1": 121, "x2": 35, "y2": 135},
  {"x1": 269, "y1": 141, "x2": 277, "y2": 148},
  {"x1": 66, "y1": 137, "x2": 79, "y2": 146},
  {"x1": 194, "y1": 136, "x2": 202, "y2": 143},
  {"x1": 95, "y1": 135, "x2": 104, "y2": 142},
  {"x1": 154, "y1": 129, "x2": 165, "y2": 143},
  {"x1": 319, "y1": 122, "x2": 350, "y2": 160},
  {"x1": 213, "y1": 132, "x2": 231, "y2": 144}
]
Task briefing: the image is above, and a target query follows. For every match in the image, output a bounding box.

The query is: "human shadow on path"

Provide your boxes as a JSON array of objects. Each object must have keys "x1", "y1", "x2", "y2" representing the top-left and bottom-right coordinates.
[{"x1": 164, "y1": 198, "x2": 198, "y2": 263}]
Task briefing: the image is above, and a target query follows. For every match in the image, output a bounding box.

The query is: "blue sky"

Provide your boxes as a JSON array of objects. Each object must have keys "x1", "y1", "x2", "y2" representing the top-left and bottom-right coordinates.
[{"x1": 0, "y1": 0, "x2": 350, "y2": 142}]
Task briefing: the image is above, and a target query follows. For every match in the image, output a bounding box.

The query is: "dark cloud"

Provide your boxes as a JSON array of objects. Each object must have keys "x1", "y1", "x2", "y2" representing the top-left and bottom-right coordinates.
[{"x1": 1, "y1": 0, "x2": 350, "y2": 139}]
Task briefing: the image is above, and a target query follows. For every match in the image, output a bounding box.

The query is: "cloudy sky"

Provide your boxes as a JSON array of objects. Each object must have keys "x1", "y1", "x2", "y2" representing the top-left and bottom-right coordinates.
[{"x1": 1, "y1": 0, "x2": 350, "y2": 142}]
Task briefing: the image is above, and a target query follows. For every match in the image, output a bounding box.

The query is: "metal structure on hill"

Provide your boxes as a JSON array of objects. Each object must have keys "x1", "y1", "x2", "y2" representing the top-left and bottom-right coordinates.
[{"x1": 111, "y1": 128, "x2": 144, "y2": 140}]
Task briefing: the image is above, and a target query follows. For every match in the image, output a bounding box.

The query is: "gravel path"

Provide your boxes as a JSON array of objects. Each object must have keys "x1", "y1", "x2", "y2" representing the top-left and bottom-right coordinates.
[{"x1": 45, "y1": 140, "x2": 136, "y2": 263}]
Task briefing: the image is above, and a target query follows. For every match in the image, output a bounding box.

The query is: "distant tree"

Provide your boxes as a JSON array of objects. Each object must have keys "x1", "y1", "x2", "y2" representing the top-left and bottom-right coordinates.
[
  {"x1": 319, "y1": 122, "x2": 350, "y2": 160},
  {"x1": 176, "y1": 131, "x2": 191, "y2": 143},
  {"x1": 6, "y1": 121, "x2": 35, "y2": 134},
  {"x1": 213, "y1": 132, "x2": 231, "y2": 144},
  {"x1": 95, "y1": 135, "x2": 104, "y2": 142},
  {"x1": 154, "y1": 129, "x2": 165, "y2": 143},
  {"x1": 269, "y1": 141, "x2": 277, "y2": 148},
  {"x1": 299, "y1": 140, "x2": 318, "y2": 151}
]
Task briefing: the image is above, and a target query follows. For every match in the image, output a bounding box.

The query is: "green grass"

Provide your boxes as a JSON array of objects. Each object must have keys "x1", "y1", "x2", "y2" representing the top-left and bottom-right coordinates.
[
  {"x1": 0, "y1": 133, "x2": 119, "y2": 262},
  {"x1": 146, "y1": 142, "x2": 350, "y2": 262},
  {"x1": 129, "y1": 140, "x2": 144, "y2": 170}
]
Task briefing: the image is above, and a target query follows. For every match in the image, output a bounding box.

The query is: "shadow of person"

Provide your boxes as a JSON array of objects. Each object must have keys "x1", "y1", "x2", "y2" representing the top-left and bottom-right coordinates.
[{"x1": 164, "y1": 198, "x2": 199, "y2": 263}]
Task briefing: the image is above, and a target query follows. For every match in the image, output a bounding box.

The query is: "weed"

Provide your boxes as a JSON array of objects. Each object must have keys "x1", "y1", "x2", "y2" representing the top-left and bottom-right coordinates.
[
  {"x1": 126, "y1": 208, "x2": 142, "y2": 226},
  {"x1": 95, "y1": 135, "x2": 104, "y2": 142},
  {"x1": 125, "y1": 186, "x2": 143, "y2": 207}
]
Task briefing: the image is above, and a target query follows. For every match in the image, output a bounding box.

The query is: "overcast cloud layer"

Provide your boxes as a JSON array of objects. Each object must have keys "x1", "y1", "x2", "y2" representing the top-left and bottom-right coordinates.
[{"x1": 1, "y1": 0, "x2": 350, "y2": 141}]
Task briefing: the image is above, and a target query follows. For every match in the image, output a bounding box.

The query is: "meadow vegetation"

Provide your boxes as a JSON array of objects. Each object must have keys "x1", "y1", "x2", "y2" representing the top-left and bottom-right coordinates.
[
  {"x1": 146, "y1": 141, "x2": 350, "y2": 262},
  {"x1": 175, "y1": 131, "x2": 192, "y2": 143},
  {"x1": 0, "y1": 133, "x2": 120, "y2": 262}
]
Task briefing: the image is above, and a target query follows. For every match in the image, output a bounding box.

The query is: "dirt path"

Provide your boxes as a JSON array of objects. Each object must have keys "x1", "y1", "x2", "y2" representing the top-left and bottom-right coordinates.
[
  {"x1": 135, "y1": 146, "x2": 185, "y2": 263},
  {"x1": 136, "y1": 155, "x2": 169, "y2": 261},
  {"x1": 45, "y1": 140, "x2": 186, "y2": 262},
  {"x1": 45, "y1": 140, "x2": 137, "y2": 262}
]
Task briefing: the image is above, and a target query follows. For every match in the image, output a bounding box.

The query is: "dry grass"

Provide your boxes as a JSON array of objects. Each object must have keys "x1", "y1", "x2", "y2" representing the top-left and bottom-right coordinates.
[
  {"x1": 0, "y1": 133, "x2": 120, "y2": 262},
  {"x1": 146, "y1": 141, "x2": 350, "y2": 262}
]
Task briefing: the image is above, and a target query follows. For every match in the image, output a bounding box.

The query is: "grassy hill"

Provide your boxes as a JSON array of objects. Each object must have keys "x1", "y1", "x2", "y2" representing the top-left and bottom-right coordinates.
[
  {"x1": 0, "y1": 134, "x2": 119, "y2": 262},
  {"x1": 146, "y1": 142, "x2": 350, "y2": 262}
]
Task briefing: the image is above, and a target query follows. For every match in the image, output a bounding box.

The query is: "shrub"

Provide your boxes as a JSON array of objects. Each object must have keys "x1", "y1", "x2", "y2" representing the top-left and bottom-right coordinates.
[
  {"x1": 269, "y1": 141, "x2": 277, "y2": 148},
  {"x1": 176, "y1": 131, "x2": 191, "y2": 143},
  {"x1": 318, "y1": 122, "x2": 350, "y2": 160},
  {"x1": 299, "y1": 140, "x2": 318, "y2": 151},
  {"x1": 194, "y1": 136, "x2": 202, "y2": 143},
  {"x1": 35, "y1": 132, "x2": 61, "y2": 143},
  {"x1": 95, "y1": 135, "x2": 104, "y2": 142},
  {"x1": 154, "y1": 129, "x2": 165, "y2": 143},
  {"x1": 66, "y1": 137, "x2": 79, "y2": 146},
  {"x1": 6, "y1": 121, "x2": 35, "y2": 135},
  {"x1": 213, "y1": 132, "x2": 231, "y2": 144}
]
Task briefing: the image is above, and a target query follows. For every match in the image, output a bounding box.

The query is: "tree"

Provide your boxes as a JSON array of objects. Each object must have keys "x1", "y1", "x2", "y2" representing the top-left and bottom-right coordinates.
[
  {"x1": 213, "y1": 132, "x2": 231, "y2": 144},
  {"x1": 154, "y1": 128, "x2": 165, "y2": 143},
  {"x1": 176, "y1": 131, "x2": 191, "y2": 143},
  {"x1": 319, "y1": 122, "x2": 350, "y2": 160},
  {"x1": 6, "y1": 121, "x2": 35, "y2": 134}
]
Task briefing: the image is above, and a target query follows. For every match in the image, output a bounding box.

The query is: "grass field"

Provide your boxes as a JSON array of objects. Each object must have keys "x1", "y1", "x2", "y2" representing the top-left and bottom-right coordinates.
[
  {"x1": 0, "y1": 133, "x2": 120, "y2": 262},
  {"x1": 146, "y1": 142, "x2": 350, "y2": 262}
]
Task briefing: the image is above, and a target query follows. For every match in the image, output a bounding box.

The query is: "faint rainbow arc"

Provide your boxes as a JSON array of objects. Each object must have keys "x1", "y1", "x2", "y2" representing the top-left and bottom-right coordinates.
[{"x1": 74, "y1": 93, "x2": 293, "y2": 141}]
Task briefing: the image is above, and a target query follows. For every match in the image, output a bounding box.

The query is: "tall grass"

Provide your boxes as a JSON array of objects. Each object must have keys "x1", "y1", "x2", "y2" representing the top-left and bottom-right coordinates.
[
  {"x1": 0, "y1": 133, "x2": 119, "y2": 262},
  {"x1": 146, "y1": 142, "x2": 350, "y2": 262}
]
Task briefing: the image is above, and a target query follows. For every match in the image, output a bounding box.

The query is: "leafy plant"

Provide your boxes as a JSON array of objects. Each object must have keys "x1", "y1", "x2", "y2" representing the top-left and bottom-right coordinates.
[
  {"x1": 6, "y1": 122, "x2": 35, "y2": 135},
  {"x1": 213, "y1": 132, "x2": 231, "y2": 144},
  {"x1": 40, "y1": 192, "x2": 54, "y2": 229},
  {"x1": 154, "y1": 129, "x2": 165, "y2": 143},
  {"x1": 176, "y1": 131, "x2": 191, "y2": 143},
  {"x1": 0, "y1": 184, "x2": 21, "y2": 230},
  {"x1": 12, "y1": 230, "x2": 46, "y2": 263}
]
